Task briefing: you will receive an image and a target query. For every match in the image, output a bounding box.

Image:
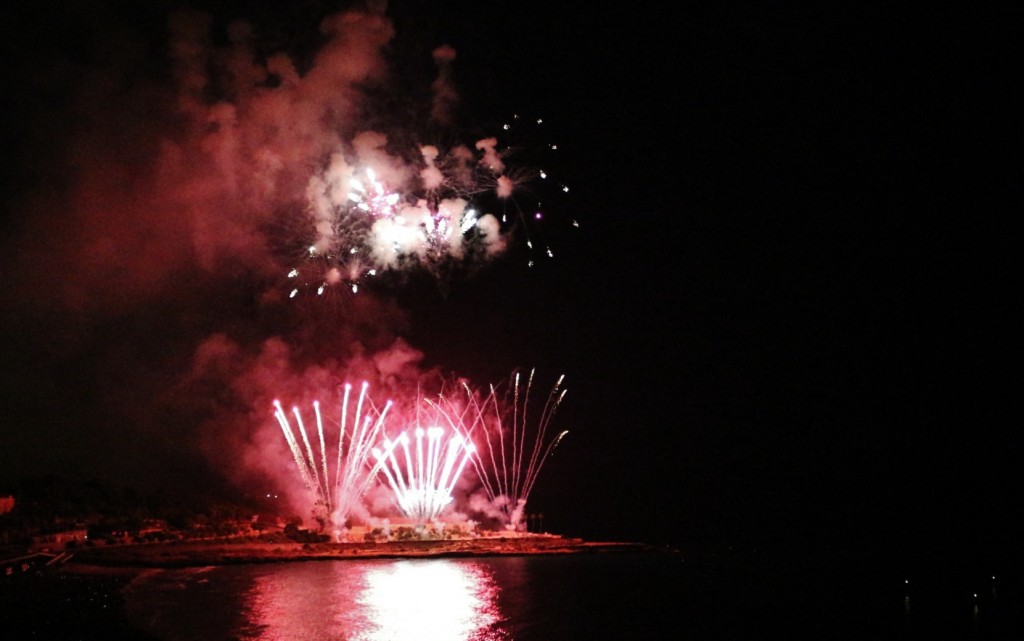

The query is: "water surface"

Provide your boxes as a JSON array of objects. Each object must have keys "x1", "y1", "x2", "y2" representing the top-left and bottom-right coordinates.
[{"x1": 118, "y1": 551, "x2": 1020, "y2": 640}]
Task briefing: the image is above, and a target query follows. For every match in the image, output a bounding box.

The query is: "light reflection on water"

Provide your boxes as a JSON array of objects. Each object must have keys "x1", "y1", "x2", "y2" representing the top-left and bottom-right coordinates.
[
  {"x1": 96, "y1": 552, "x2": 1024, "y2": 640},
  {"x1": 241, "y1": 562, "x2": 366, "y2": 640},
  {"x1": 357, "y1": 560, "x2": 503, "y2": 641},
  {"x1": 126, "y1": 558, "x2": 509, "y2": 641}
]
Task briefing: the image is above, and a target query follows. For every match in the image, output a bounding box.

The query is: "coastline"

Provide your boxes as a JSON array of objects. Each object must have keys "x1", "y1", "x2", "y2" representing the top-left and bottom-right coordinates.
[
  {"x1": 63, "y1": 535, "x2": 668, "y2": 570},
  {"x1": 1, "y1": 536, "x2": 671, "y2": 640}
]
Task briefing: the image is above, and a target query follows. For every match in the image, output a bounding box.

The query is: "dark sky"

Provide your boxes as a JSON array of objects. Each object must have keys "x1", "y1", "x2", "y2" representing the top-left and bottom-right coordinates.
[{"x1": 0, "y1": 1, "x2": 1017, "y2": 556}]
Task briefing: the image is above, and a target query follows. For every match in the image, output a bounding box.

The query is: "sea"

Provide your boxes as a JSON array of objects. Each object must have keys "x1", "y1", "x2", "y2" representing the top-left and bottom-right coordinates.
[{"x1": 4, "y1": 547, "x2": 1022, "y2": 640}]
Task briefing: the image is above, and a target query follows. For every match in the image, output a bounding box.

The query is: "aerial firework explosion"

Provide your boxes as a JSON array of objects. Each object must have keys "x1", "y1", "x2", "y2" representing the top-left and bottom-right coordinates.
[{"x1": 287, "y1": 112, "x2": 573, "y2": 301}]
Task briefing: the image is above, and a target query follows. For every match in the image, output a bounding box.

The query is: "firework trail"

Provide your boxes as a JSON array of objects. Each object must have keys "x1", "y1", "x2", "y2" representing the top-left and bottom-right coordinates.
[
  {"x1": 272, "y1": 381, "x2": 394, "y2": 535},
  {"x1": 430, "y1": 369, "x2": 569, "y2": 530}
]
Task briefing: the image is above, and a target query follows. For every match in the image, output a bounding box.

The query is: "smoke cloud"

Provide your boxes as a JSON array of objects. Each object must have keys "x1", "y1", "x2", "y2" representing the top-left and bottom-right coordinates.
[{"x1": 0, "y1": 2, "x2": 562, "y2": 527}]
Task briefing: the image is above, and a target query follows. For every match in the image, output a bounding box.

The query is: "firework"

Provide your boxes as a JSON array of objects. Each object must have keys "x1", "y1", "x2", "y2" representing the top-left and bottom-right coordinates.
[
  {"x1": 430, "y1": 369, "x2": 569, "y2": 530},
  {"x1": 272, "y1": 382, "x2": 394, "y2": 535},
  {"x1": 372, "y1": 426, "x2": 476, "y2": 523},
  {"x1": 272, "y1": 370, "x2": 570, "y2": 534},
  {"x1": 490, "y1": 114, "x2": 577, "y2": 267},
  {"x1": 286, "y1": 114, "x2": 574, "y2": 299},
  {"x1": 286, "y1": 247, "x2": 378, "y2": 300}
]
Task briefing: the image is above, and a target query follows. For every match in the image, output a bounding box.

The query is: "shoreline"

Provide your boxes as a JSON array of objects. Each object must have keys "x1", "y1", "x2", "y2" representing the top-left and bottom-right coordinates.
[
  {"x1": 1, "y1": 536, "x2": 669, "y2": 641},
  {"x1": 62, "y1": 535, "x2": 669, "y2": 570}
]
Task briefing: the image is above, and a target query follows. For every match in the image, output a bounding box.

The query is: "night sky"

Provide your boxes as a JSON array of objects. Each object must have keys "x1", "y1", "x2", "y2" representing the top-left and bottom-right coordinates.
[{"x1": 0, "y1": 1, "x2": 1017, "y2": 559}]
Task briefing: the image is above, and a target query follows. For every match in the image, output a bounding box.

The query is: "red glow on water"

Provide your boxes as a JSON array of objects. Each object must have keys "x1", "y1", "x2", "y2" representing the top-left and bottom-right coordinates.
[
  {"x1": 242, "y1": 560, "x2": 505, "y2": 640},
  {"x1": 361, "y1": 560, "x2": 504, "y2": 640}
]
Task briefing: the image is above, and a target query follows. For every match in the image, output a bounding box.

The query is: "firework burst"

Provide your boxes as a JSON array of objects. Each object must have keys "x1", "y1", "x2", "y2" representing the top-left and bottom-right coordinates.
[
  {"x1": 488, "y1": 114, "x2": 578, "y2": 267},
  {"x1": 285, "y1": 112, "x2": 575, "y2": 300}
]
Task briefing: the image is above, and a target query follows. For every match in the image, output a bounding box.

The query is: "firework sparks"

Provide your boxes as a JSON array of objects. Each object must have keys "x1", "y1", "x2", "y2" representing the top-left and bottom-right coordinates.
[
  {"x1": 272, "y1": 368, "x2": 570, "y2": 533},
  {"x1": 430, "y1": 369, "x2": 569, "y2": 531},
  {"x1": 372, "y1": 426, "x2": 476, "y2": 523},
  {"x1": 272, "y1": 382, "x2": 394, "y2": 536},
  {"x1": 492, "y1": 114, "x2": 576, "y2": 267},
  {"x1": 287, "y1": 112, "x2": 574, "y2": 299}
]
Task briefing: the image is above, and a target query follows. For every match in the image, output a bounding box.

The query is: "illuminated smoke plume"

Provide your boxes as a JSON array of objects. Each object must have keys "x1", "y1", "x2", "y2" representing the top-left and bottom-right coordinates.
[
  {"x1": 2, "y1": 4, "x2": 571, "y2": 317},
  {"x1": 0, "y1": 3, "x2": 574, "y2": 509},
  {"x1": 179, "y1": 332, "x2": 442, "y2": 527}
]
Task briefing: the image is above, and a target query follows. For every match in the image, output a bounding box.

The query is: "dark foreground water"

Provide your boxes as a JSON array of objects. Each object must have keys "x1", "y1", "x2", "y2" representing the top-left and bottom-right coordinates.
[{"x1": 3, "y1": 549, "x2": 1023, "y2": 640}]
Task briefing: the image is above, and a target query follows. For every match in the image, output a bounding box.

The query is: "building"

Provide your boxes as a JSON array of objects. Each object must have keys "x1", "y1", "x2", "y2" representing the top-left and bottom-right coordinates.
[{"x1": 30, "y1": 528, "x2": 88, "y2": 551}]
